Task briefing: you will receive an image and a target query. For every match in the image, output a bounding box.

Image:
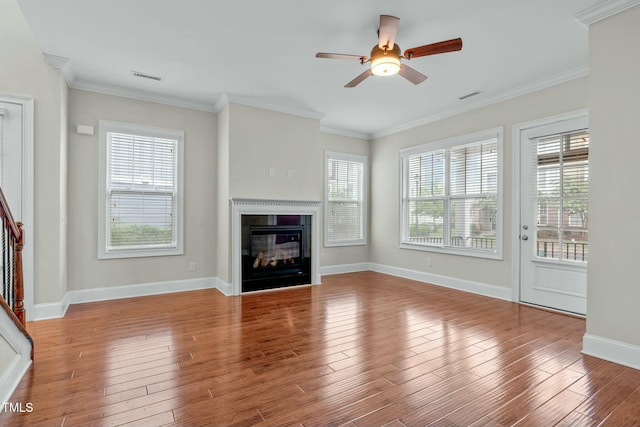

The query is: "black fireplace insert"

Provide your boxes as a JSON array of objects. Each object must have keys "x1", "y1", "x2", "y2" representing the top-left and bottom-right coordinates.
[{"x1": 242, "y1": 225, "x2": 311, "y2": 292}]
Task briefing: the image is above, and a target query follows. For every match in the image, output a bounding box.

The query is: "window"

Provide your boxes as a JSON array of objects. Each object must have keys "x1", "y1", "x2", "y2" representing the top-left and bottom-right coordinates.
[
  {"x1": 535, "y1": 129, "x2": 589, "y2": 261},
  {"x1": 324, "y1": 152, "x2": 367, "y2": 246},
  {"x1": 98, "y1": 121, "x2": 184, "y2": 259},
  {"x1": 400, "y1": 128, "x2": 502, "y2": 258}
]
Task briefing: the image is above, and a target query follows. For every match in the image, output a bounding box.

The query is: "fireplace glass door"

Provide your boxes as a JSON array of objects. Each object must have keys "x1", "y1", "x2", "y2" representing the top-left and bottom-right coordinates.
[{"x1": 242, "y1": 224, "x2": 310, "y2": 292}]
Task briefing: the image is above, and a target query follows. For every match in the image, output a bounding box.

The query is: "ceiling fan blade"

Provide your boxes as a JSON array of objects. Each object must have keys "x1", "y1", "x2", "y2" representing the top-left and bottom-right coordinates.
[
  {"x1": 403, "y1": 38, "x2": 463, "y2": 59},
  {"x1": 378, "y1": 15, "x2": 400, "y2": 49},
  {"x1": 345, "y1": 70, "x2": 372, "y2": 88},
  {"x1": 398, "y1": 64, "x2": 428, "y2": 85},
  {"x1": 316, "y1": 52, "x2": 367, "y2": 62}
]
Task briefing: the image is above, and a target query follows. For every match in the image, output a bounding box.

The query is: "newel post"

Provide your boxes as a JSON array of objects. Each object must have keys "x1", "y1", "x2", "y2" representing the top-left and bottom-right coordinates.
[{"x1": 13, "y1": 221, "x2": 25, "y2": 326}]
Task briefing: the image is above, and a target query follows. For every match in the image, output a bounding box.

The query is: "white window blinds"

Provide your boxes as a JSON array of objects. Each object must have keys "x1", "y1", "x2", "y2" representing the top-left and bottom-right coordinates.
[
  {"x1": 448, "y1": 139, "x2": 498, "y2": 250},
  {"x1": 325, "y1": 152, "x2": 366, "y2": 245},
  {"x1": 401, "y1": 129, "x2": 502, "y2": 257},
  {"x1": 406, "y1": 150, "x2": 445, "y2": 245},
  {"x1": 98, "y1": 121, "x2": 184, "y2": 259},
  {"x1": 535, "y1": 129, "x2": 589, "y2": 261},
  {"x1": 108, "y1": 132, "x2": 177, "y2": 249}
]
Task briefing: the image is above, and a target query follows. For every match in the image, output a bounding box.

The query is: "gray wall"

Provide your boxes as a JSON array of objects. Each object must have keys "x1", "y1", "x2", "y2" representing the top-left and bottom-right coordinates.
[
  {"x1": 587, "y1": 4, "x2": 640, "y2": 348},
  {"x1": 370, "y1": 78, "x2": 588, "y2": 289},
  {"x1": 67, "y1": 89, "x2": 217, "y2": 290},
  {"x1": 227, "y1": 103, "x2": 322, "y2": 200},
  {"x1": 69, "y1": 91, "x2": 372, "y2": 293},
  {"x1": 216, "y1": 103, "x2": 371, "y2": 283},
  {"x1": 0, "y1": 0, "x2": 68, "y2": 305},
  {"x1": 319, "y1": 132, "x2": 370, "y2": 267}
]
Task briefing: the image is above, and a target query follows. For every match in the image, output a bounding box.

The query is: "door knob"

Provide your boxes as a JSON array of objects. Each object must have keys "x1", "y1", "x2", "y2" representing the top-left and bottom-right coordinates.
[{"x1": 522, "y1": 235, "x2": 529, "y2": 241}]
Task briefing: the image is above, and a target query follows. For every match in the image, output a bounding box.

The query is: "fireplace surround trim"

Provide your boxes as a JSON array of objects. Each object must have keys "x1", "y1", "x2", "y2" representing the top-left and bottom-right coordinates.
[{"x1": 230, "y1": 198, "x2": 321, "y2": 295}]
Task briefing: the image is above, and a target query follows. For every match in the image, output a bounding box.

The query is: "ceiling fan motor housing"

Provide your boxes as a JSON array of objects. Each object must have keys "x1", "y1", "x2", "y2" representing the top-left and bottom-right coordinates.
[{"x1": 370, "y1": 44, "x2": 401, "y2": 76}]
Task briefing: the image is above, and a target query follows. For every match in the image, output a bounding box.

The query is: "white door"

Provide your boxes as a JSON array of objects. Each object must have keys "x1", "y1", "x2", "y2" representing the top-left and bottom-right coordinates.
[
  {"x1": 519, "y1": 114, "x2": 588, "y2": 315},
  {"x1": 0, "y1": 100, "x2": 23, "y2": 218}
]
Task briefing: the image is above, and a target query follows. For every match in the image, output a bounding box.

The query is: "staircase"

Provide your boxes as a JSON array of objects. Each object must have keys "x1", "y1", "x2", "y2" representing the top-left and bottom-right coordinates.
[{"x1": 0, "y1": 186, "x2": 33, "y2": 407}]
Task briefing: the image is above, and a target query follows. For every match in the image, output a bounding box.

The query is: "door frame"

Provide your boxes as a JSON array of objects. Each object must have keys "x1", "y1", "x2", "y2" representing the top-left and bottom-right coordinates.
[
  {"x1": 0, "y1": 94, "x2": 34, "y2": 320},
  {"x1": 511, "y1": 108, "x2": 589, "y2": 305}
]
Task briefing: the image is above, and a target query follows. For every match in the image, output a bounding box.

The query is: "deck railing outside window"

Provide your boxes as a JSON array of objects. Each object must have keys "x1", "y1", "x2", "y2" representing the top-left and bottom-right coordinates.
[{"x1": 409, "y1": 236, "x2": 587, "y2": 262}]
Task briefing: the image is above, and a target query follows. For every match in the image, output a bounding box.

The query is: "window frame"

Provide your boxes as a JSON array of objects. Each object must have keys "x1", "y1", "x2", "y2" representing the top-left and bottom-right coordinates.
[
  {"x1": 399, "y1": 127, "x2": 503, "y2": 260},
  {"x1": 324, "y1": 151, "x2": 368, "y2": 247},
  {"x1": 533, "y1": 128, "x2": 589, "y2": 262},
  {"x1": 98, "y1": 120, "x2": 184, "y2": 259}
]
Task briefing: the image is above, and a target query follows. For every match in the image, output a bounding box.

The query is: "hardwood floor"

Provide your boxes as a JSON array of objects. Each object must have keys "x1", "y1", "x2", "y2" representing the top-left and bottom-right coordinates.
[{"x1": 2, "y1": 271, "x2": 639, "y2": 426}]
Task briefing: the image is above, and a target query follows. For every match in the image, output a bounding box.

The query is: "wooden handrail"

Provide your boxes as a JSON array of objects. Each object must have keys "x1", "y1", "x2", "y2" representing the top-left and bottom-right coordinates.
[
  {"x1": 0, "y1": 186, "x2": 31, "y2": 358},
  {"x1": 0, "y1": 186, "x2": 20, "y2": 238}
]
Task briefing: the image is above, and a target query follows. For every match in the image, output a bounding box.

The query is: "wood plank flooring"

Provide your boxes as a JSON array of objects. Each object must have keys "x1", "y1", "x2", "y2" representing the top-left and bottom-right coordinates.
[{"x1": 2, "y1": 271, "x2": 639, "y2": 426}]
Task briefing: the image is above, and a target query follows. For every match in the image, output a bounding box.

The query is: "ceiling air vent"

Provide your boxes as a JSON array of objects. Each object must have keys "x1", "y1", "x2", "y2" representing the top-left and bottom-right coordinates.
[
  {"x1": 458, "y1": 90, "x2": 482, "y2": 100},
  {"x1": 132, "y1": 71, "x2": 162, "y2": 81}
]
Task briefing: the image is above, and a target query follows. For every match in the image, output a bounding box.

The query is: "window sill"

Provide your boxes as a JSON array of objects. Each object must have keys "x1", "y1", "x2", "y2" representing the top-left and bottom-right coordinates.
[
  {"x1": 98, "y1": 246, "x2": 183, "y2": 260},
  {"x1": 324, "y1": 240, "x2": 367, "y2": 248},
  {"x1": 399, "y1": 242, "x2": 503, "y2": 260}
]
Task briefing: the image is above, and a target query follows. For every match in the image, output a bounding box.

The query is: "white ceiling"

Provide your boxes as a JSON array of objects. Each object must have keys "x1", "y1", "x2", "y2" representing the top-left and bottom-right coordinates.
[{"x1": 17, "y1": 0, "x2": 602, "y2": 139}]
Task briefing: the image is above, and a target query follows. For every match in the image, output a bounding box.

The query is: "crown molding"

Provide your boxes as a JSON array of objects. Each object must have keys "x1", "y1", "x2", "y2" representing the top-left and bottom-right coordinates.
[
  {"x1": 574, "y1": 0, "x2": 640, "y2": 26},
  {"x1": 214, "y1": 92, "x2": 325, "y2": 121},
  {"x1": 212, "y1": 93, "x2": 230, "y2": 113},
  {"x1": 43, "y1": 52, "x2": 76, "y2": 85},
  {"x1": 215, "y1": 94, "x2": 366, "y2": 139},
  {"x1": 63, "y1": 62, "x2": 589, "y2": 140},
  {"x1": 319, "y1": 126, "x2": 371, "y2": 141},
  {"x1": 42, "y1": 52, "x2": 68, "y2": 69},
  {"x1": 70, "y1": 79, "x2": 218, "y2": 112},
  {"x1": 371, "y1": 65, "x2": 588, "y2": 140}
]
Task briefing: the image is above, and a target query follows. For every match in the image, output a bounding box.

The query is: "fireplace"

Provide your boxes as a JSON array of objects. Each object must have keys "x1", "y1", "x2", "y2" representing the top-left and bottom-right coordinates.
[
  {"x1": 230, "y1": 199, "x2": 321, "y2": 295},
  {"x1": 242, "y1": 219, "x2": 311, "y2": 292}
]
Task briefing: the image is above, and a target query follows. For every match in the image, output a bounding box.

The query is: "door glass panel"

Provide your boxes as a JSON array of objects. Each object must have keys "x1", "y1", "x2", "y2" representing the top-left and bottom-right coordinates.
[{"x1": 535, "y1": 130, "x2": 589, "y2": 262}]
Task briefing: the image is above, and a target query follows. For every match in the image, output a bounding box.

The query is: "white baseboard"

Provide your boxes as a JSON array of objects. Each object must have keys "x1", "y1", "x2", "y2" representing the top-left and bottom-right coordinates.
[
  {"x1": 215, "y1": 278, "x2": 233, "y2": 296},
  {"x1": 320, "y1": 262, "x2": 371, "y2": 276},
  {"x1": 33, "y1": 277, "x2": 218, "y2": 320},
  {"x1": 582, "y1": 333, "x2": 640, "y2": 370},
  {"x1": 369, "y1": 263, "x2": 513, "y2": 301},
  {"x1": 33, "y1": 293, "x2": 71, "y2": 321},
  {"x1": 32, "y1": 264, "x2": 512, "y2": 321}
]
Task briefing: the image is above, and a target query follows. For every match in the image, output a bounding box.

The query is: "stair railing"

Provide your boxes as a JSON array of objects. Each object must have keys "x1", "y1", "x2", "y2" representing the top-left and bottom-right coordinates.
[{"x1": 0, "y1": 186, "x2": 32, "y2": 357}]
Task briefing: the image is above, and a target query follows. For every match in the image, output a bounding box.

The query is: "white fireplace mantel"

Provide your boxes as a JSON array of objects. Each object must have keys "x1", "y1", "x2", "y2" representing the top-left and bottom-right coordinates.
[{"x1": 230, "y1": 198, "x2": 321, "y2": 295}]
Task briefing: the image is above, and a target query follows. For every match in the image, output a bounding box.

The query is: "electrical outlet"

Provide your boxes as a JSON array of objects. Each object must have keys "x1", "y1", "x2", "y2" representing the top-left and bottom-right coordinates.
[
  {"x1": 426, "y1": 258, "x2": 432, "y2": 267},
  {"x1": 189, "y1": 261, "x2": 196, "y2": 271}
]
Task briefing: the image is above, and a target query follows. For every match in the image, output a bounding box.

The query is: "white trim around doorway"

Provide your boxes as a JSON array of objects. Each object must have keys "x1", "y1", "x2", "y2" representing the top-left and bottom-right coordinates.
[
  {"x1": 510, "y1": 108, "x2": 589, "y2": 304},
  {"x1": 0, "y1": 94, "x2": 34, "y2": 320}
]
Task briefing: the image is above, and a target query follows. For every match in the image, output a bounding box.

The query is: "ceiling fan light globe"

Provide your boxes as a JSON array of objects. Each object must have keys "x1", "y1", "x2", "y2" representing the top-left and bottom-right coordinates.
[
  {"x1": 371, "y1": 58, "x2": 401, "y2": 76},
  {"x1": 370, "y1": 44, "x2": 401, "y2": 77}
]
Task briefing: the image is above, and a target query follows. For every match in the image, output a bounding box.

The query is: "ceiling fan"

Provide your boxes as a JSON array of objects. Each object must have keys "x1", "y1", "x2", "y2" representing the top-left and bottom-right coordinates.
[{"x1": 316, "y1": 15, "x2": 462, "y2": 88}]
